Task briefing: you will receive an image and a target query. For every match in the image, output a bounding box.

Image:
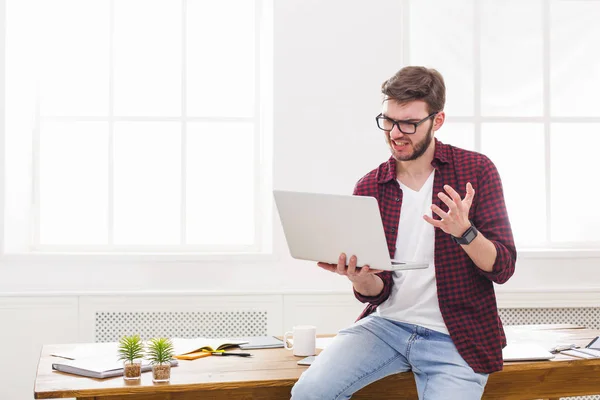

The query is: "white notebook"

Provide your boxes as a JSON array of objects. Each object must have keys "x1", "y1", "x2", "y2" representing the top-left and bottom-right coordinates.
[
  {"x1": 502, "y1": 343, "x2": 555, "y2": 362},
  {"x1": 52, "y1": 356, "x2": 178, "y2": 379}
]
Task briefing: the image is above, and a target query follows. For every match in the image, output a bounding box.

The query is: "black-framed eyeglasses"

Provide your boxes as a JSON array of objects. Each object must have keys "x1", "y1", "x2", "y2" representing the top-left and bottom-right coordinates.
[{"x1": 375, "y1": 112, "x2": 438, "y2": 134}]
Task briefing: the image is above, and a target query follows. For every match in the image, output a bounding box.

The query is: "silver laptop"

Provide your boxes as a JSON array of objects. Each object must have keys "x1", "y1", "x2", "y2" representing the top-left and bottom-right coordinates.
[{"x1": 273, "y1": 190, "x2": 429, "y2": 272}]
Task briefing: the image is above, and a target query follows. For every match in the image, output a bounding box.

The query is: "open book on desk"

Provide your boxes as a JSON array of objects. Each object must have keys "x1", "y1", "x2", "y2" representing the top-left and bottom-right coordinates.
[
  {"x1": 172, "y1": 338, "x2": 249, "y2": 360},
  {"x1": 52, "y1": 357, "x2": 178, "y2": 379}
]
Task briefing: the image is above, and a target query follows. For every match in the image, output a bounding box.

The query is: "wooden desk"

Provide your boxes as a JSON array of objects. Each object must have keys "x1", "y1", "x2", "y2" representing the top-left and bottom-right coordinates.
[{"x1": 34, "y1": 325, "x2": 600, "y2": 400}]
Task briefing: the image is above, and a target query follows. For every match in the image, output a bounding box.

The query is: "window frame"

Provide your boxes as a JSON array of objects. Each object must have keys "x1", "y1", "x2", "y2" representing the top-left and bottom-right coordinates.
[
  {"x1": 403, "y1": 0, "x2": 600, "y2": 256},
  {"x1": 1, "y1": 0, "x2": 274, "y2": 259}
]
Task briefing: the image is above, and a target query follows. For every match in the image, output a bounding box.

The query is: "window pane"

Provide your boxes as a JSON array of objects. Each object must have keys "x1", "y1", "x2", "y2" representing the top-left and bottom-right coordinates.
[
  {"x1": 551, "y1": 124, "x2": 600, "y2": 242},
  {"x1": 114, "y1": 0, "x2": 181, "y2": 116},
  {"x1": 409, "y1": 0, "x2": 474, "y2": 117},
  {"x1": 186, "y1": 122, "x2": 255, "y2": 245},
  {"x1": 437, "y1": 122, "x2": 475, "y2": 151},
  {"x1": 40, "y1": 122, "x2": 109, "y2": 245},
  {"x1": 187, "y1": 0, "x2": 255, "y2": 118},
  {"x1": 481, "y1": 0, "x2": 543, "y2": 117},
  {"x1": 550, "y1": 0, "x2": 600, "y2": 117},
  {"x1": 37, "y1": 0, "x2": 110, "y2": 116},
  {"x1": 113, "y1": 122, "x2": 181, "y2": 245},
  {"x1": 481, "y1": 124, "x2": 546, "y2": 246},
  {"x1": 5, "y1": 0, "x2": 38, "y2": 250}
]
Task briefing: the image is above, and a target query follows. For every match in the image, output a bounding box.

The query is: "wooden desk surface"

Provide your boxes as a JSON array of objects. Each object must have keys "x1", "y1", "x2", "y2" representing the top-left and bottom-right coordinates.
[{"x1": 34, "y1": 325, "x2": 600, "y2": 400}]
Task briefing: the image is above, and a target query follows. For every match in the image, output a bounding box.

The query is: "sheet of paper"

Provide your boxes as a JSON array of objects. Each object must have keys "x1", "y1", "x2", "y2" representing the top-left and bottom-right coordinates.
[
  {"x1": 571, "y1": 348, "x2": 600, "y2": 358},
  {"x1": 50, "y1": 342, "x2": 118, "y2": 360},
  {"x1": 562, "y1": 349, "x2": 598, "y2": 359},
  {"x1": 504, "y1": 326, "x2": 574, "y2": 351}
]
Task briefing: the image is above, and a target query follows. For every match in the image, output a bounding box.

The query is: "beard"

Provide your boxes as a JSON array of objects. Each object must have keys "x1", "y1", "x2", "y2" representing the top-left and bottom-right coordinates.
[{"x1": 388, "y1": 121, "x2": 434, "y2": 162}]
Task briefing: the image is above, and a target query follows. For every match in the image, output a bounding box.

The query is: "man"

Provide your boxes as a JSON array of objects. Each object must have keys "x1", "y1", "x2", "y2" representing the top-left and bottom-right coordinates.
[{"x1": 290, "y1": 66, "x2": 516, "y2": 399}]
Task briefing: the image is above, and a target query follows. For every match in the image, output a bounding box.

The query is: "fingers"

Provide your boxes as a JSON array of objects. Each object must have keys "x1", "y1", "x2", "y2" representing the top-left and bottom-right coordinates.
[
  {"x1": 466, "y1": 182, "x2": 474, "y2": 196},
  {"x1": 439, "y1": 184, "x2": 476, "y2": 214},
  {"x1": 464, "y1": 182, "x2": 475, "y2": 207},
  {"x1": 358, "y1": 265, "x2": 384, "y2": 275},
  {"x1": 336, "y1": 253, "x2": 347, "y2": 275},
  {"x1": 320, "y1": 254, "x2": 378, "y2": 278},
  {"x1": 423, "y1": 214, "x2": 443, "y2": 228},
  {"x1": 317, "y1": 262, "x2": 337, "y2": 273},
  {"x1": 430, "y1": 204, "x2": 449, "y2": 220},
  {"x1": 346, "y1": 255, "x2": 359, "y2": 276},
  {"x1": 442, "y1": 185, "x2": 463, "y2": 211},
  {"x1": 438, "y1": 191, "x2": 458, "y2": 212},
  {"x1": 444, "y1": 184, "x2": 462, "y2": 203}
]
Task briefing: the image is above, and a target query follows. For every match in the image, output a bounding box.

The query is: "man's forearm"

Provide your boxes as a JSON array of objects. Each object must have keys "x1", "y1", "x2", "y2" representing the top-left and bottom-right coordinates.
[
  {"x1": 352, "y1": 274, "x2": 384, "y2": 297},
  {"x1": 460, "y1": 230, "x2": 497, "y2": 272}
]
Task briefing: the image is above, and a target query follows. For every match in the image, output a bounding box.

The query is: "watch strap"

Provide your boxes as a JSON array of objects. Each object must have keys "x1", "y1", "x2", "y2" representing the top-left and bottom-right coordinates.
[{"x1": 452, "y1": 221, "x2": 478, "y2": 245}]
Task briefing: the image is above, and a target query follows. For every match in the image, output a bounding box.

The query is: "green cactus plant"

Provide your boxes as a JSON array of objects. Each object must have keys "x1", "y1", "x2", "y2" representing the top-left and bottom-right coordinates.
[
  {"x1": 117, "y1": 335, "x2": 144, "y2": 380},
  {"x1": 146, "y1": 337, "x2": 175, "y2": 364},
  {"x1": 117, "y1": 335, "x2": 145, "y2": 363},
  {"x1": 146, "y1": 337, "x2": 175, "y2": 383}
]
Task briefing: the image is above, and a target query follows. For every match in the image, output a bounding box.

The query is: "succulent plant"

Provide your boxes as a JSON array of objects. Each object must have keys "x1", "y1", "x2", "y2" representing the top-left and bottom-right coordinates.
[
  {"x1": 146, "y1": 337, "x2": 175, "y2": 365},
  {"x1": 117, "y1": 335, "x2": 145, "y2": 363}
]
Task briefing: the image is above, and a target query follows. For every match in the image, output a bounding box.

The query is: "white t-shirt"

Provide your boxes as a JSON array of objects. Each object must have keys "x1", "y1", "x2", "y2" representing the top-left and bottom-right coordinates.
[{"x1": 376, "y1": 170, "x2": 449, "y2": 335}]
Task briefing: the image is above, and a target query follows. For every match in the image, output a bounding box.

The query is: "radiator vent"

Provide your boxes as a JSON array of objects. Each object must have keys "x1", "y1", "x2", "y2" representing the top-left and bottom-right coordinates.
[
  {"x1": 95, "y1": 310, "x2": 268, "y2": 342},
  {"x1": 499, "y1": 307, "x2": 600, "y2": 329}
]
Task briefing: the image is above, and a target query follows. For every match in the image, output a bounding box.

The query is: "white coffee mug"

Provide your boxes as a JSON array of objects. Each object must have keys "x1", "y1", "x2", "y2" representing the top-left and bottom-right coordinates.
[{"x1": 283, "y1": 325, "x2": 317, "y2": 356}]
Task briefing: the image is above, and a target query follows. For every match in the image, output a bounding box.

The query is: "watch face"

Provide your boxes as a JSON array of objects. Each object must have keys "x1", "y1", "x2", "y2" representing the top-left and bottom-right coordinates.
[{"x1": 465, "y1": 228, "x2": 477, "y2": 243}]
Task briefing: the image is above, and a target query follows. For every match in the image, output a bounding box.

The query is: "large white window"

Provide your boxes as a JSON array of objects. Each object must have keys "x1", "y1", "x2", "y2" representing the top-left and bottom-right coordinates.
[
  {"x1": 407, "y1": 0, "x2": 599, "y2": 250},
  {"x1": 2, "y1": 0, "x2": 273, "y2": 255}
]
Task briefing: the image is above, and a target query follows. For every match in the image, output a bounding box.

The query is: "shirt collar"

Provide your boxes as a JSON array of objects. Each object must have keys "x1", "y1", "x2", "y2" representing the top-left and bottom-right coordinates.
[{"x1": 376, "y1": 138, "x2": 450, "y2": 184}]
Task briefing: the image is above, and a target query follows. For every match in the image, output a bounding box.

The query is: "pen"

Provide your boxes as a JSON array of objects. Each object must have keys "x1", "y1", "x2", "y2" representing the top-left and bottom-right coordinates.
[
  {"x1": 585, "y1": 336, "x2": 600, "y2": 349},
  {"x1": 211, "y1": 352, "x2": 252, "y2": 357}
]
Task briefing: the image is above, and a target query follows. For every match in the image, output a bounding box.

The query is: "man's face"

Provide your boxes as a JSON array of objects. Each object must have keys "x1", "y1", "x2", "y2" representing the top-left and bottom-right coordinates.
[{"x1": 382, "y1": 100, "x2": 437, "y2": 162}]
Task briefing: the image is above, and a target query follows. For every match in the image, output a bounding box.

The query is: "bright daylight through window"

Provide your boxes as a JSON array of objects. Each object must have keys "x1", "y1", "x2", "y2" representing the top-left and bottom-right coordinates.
[
  {"x1": 408, "y1": 0, "x2": 600, "y2": 250},
  {"x1": 3, "y1": 0, "x2": 272, "y2": 254}
]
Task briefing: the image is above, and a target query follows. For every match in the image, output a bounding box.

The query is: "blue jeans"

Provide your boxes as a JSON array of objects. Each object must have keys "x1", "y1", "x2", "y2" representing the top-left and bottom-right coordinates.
[{"x1": 291, "y1": 316, "x2": 488, "y2": 400}]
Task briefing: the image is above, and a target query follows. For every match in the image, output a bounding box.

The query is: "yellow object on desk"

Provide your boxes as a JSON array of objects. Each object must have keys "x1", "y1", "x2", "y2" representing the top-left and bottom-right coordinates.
[
  {"x1": 171, "y1": 337, "x2": 249, "y2": 360},
  {"x1": 174, "y1": 351, "x2": 212, "y2": 360}
]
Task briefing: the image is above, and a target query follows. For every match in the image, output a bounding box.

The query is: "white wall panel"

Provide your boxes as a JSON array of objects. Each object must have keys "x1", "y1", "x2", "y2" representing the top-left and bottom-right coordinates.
[
  {"x1": 283, "y1": 293, "x2": 365, "y2": 335},
  {"x1": 0, "y1": 296, "x2": 78, "y2": 400}
]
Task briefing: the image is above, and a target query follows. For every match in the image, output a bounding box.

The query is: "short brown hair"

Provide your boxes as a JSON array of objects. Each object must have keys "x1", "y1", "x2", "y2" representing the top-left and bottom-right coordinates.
[{"x1": 381, "y1": 66, "x2": 446, "y2": 113}]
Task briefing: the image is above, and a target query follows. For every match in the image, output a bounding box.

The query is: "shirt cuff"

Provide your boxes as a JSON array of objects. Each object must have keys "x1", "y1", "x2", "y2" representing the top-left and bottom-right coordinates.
[
  {"x1": 477, "y1": 240, "x2": 514, "y2": 284},
  {"x1": 352, "y1": 273, "x2": 391, "y2": 304}
]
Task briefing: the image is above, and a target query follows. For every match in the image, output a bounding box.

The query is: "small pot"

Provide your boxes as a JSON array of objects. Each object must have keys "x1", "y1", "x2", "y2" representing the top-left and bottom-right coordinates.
[
  {"x1": 123, "y1": 360, "x2": 142, "y2": 380},
  {"x1": 152, "y1": 362, "x2": 171, "y2": 383}
]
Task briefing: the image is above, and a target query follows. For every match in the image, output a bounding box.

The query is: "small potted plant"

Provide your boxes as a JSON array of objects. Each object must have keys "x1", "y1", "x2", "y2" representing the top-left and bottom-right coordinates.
[
  {"x1": 117, "y1": 335, "x2": 144, "y2": 380},
  {"x1": 146, "y1": 337, "x2": 174, "y2": 383}
]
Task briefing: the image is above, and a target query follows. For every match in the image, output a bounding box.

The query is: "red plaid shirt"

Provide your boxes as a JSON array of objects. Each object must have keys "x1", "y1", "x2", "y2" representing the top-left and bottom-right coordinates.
[{"x1": 353, "y1": 139, "x2": 516, "y2": 374}]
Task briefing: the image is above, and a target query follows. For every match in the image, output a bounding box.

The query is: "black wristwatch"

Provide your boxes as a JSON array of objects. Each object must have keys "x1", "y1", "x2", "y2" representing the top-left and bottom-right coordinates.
[{"x1": 451, "y1": 221, "x2": 478, "y2": 245}]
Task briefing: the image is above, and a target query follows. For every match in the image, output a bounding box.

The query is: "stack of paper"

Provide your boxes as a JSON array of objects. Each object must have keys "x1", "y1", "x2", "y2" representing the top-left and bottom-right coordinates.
[{"x1": 52, "y1": 357, "x2": 178, "y2": 379}]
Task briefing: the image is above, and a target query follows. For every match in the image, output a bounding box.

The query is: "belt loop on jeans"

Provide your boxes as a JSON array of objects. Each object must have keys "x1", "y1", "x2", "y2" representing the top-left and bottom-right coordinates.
[{"x1": 416, "y1": 325, "x2": 430, "y2": 338}]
